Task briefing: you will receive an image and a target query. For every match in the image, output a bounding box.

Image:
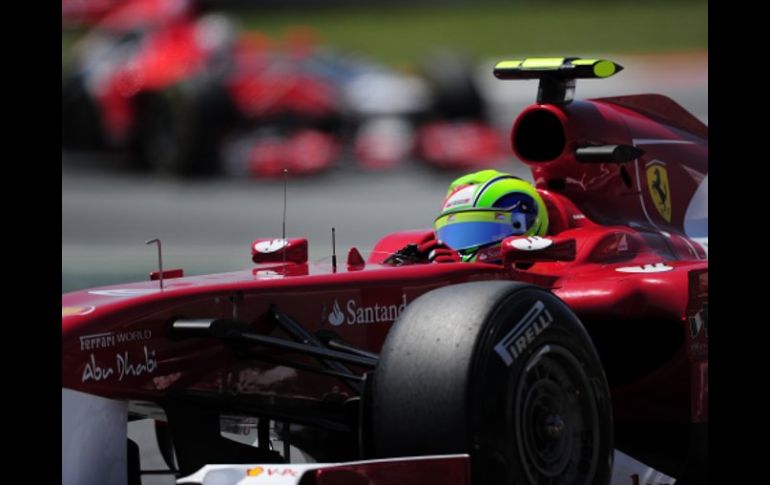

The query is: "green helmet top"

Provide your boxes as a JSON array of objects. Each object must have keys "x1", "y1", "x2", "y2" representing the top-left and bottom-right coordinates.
[{"x1": 434, "y1": 169, "x2": 548, "y2": 255}]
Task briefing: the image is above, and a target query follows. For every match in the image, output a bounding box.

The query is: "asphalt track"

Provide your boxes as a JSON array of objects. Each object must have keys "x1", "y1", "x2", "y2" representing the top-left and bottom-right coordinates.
[{"x1": 63, "y1": 52, "x2": 706, "y2": 484}]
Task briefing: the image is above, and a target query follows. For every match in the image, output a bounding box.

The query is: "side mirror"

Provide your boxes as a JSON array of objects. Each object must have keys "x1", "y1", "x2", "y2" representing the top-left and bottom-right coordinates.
[
  {"x1": 251, "y1": 238, "x2": 308, "y2": 264},
  {"x1": 501, "y1": 235, "x2": 576, "y2": 265}
]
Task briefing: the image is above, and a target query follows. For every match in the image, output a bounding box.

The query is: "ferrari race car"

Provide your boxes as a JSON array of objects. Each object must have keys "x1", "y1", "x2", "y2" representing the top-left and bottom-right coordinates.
[{"x1": 62, "y1": 57, "x2": 707, "y2": 485}]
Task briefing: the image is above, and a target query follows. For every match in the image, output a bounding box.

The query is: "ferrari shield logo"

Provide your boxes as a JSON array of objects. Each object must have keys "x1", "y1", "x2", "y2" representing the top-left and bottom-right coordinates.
[{"x1": 646, "y1": 162, "x2": 671, "y2": 222}]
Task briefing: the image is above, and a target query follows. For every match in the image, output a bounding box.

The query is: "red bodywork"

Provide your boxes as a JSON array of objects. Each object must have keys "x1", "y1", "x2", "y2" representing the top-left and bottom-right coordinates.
[
  {"x1": 290, "y1": 456, "x2": 470, "y2": 485},
  {"x1": 62, "y1": 89, "x2": 707, "y2": 476}
]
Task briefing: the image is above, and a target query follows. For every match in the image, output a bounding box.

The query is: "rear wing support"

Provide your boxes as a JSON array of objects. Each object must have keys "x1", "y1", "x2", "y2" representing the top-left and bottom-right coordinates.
[{"x1": 493, "y1": 57, "x2": 623, "y2": 104}]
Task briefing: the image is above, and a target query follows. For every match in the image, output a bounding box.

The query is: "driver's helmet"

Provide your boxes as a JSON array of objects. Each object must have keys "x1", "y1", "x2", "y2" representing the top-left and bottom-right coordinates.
[{"x1": 434, "y1": 169, "x2": 548, "y2": 260}]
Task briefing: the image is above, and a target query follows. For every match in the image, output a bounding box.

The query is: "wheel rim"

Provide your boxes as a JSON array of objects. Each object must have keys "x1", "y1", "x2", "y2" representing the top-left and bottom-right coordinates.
[{"x1": 513, "y1": 344, "x2": 601, "y2": 484}]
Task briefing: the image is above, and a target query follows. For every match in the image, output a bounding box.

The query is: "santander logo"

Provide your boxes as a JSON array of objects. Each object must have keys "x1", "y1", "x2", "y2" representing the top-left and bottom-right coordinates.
[
  {"x1": 327, "y1": 295, "x2": 408, "y2": 326},
  {"x1": 442, "y1": 184, "x2": 475, "y2": 211},
  {"x1": 328, "y1": 300, "x2": 345, "y2": 326}
]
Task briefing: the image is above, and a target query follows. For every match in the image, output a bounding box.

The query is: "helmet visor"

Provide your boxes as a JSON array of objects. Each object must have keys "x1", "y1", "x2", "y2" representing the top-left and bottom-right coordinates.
[{"x1": 434, "y1": 210, "x2": 516, "y2": 251}]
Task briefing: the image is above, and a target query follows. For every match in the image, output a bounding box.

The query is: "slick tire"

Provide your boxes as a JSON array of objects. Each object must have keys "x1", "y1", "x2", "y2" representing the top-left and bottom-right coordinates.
[
  {"x1": 420, "y1": 51, "x2": 486, "y2": 120},
  {"x1": 132, "y1": 79, "x2": 229, "y2": 176},
  {"x1": 369, "y1": 281, "x2": 613, "y2": 485},
  {"x1": 62, "y1": 76, "x2": 105, "y2": 149},
  {"x1": 154, "y1": 420, "x2": 177, "y2": 472}
]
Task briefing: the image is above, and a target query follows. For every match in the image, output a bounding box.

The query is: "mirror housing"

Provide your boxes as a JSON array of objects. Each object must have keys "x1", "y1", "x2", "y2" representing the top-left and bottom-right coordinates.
[
  {"x1": 501, "y1": 235, "x2": 576, "y2": 265},
  {"x1": 251, "y1": 238, "x2": 308, "y2": 264}
]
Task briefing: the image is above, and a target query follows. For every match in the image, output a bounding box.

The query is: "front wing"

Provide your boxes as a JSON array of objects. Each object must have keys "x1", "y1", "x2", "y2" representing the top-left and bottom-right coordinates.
[{"x1": 177, "y1": 451, "x2": 677, "y2": 485}]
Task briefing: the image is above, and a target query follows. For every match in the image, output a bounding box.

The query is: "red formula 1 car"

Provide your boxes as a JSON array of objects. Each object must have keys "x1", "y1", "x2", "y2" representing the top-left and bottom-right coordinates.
[{"x1": 62, "y1": 58, "x2": 707, "y2": 485}]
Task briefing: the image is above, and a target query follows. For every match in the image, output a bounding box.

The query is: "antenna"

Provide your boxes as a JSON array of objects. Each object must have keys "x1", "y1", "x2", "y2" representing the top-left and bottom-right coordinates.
[
  {"x1": 282, "y1": 169, "x2": 288, "y2": 242},
  {"x1": 282, "y1": 169, "x2": 288, "y2": 266},
  {"x1": 332, "y1": 227, "x2": 337, "y2": 273},
  {"x1": 145, "y1": 238, "x2": 164, "y2": 289}
]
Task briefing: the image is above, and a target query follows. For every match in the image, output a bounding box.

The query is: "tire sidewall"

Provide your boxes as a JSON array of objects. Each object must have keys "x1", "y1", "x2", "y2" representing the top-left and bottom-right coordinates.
[
  {"x1": 133, "y1": 78, "x2": 228, "y2": 175},
  {"x1": 469, "y1": 287, "x2": 613, "y2": 485}
]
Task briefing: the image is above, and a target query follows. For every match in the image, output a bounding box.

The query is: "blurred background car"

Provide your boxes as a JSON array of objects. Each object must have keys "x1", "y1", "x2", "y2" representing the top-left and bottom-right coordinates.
[{"x1": 62, "y1": 0, "x2": 506, "y2": 177}]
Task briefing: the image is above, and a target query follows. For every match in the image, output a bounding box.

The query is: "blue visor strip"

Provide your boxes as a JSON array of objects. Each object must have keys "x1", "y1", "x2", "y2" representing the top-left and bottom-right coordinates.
[{"x1": 435, "y1": 221, "x2": 515, "y2": 251}]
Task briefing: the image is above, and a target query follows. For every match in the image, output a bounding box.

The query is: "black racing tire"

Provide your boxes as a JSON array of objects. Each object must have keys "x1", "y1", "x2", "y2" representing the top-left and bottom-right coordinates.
[
  {"x1": 419, "y1": 51, "x2": 487, "y2": 121},
  {"x1": 154, "y1": 420, "x2": 177, "y2": 472},
  {"x1": 127, "y1": 438, "x2": 141, "y2": 485},
  {"x1": 62, "y1": 75, "x2": 105, "y2": 149},
  {"x1": 679, "y1": 423, "x2": 707, "y2": 484},
  {"x1": 368, "y1": 281, "x2": 613, "y2": 485},
  {"x1": 131, "y1": 78, "x2": 230, "y2": 176}
]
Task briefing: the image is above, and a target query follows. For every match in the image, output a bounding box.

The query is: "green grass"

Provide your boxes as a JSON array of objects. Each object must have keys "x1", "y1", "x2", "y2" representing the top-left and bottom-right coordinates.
[
  {"x1": 236, "y1": 1, "x2": 707, "y2": 67},
  {"x1": 62, "y1": 1, "x2": 707, "y2": 69}
]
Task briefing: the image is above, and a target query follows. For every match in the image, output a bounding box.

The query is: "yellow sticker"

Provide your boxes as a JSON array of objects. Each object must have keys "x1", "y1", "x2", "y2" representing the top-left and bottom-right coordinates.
[
  {"x1": 592, "y1": 60, "x2": 616, "y2": 78},
  {"x1": 247, "y1": 466, "x2": 264, "y2": 477},
  {"x1": 495, "y1": 60, "x2": 523, "y2": 70},
  {"x1": 522, "y1": 58, "x2": 565, "y2": 69},
  {"x1": 646, "y1": 162, "x2": 672, "y2": 222},
  {"x1": 571, "y1": 59, "x2": 599, "y2": 65}
]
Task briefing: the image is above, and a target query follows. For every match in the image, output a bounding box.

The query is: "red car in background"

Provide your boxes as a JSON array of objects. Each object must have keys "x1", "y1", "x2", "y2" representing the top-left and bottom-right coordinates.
[
  {"x1": 62, "y1": 0, "x2": 505, "y2": 177},
  {"x1": 63, "y1": 0, "x2": 340, "y2": 176},
  {"x1": 62, "y1": 58, "x2": 707, "y2": 485}
]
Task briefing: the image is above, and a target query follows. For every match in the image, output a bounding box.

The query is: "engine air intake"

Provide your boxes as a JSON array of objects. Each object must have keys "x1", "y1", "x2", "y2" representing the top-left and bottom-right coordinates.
[{"x1": 513, "y1": 109, "x2": 565, "y2": 162}]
